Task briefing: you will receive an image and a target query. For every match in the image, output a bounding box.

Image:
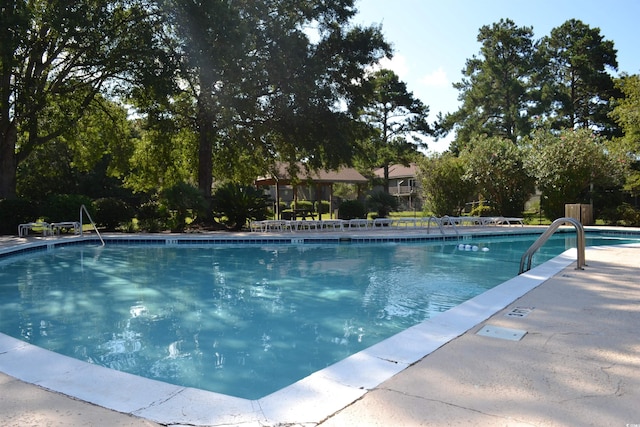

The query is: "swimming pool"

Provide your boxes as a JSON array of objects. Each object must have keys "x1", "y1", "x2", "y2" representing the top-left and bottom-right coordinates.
[{"x1": 0, "y1": 231, "x2": 637, "y2": 401}]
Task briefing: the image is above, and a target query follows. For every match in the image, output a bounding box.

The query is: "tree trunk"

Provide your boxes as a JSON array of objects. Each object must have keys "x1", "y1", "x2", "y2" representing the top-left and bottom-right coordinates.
[
  {"x1": 0, "y1": 125, "x2": 18, "y2": 199},
  {"x1": 383, "y1": 163, "x2": 390, "y2": 193},
  {"x1": 197, "y1": 121, "x2": 214, "y2": 199},
  {"x1": 196, "y1": 86, "x2": 215, "y2": 200},
  {"x1": 196, "y1": 76, "x2": 217, "y2": 224}
]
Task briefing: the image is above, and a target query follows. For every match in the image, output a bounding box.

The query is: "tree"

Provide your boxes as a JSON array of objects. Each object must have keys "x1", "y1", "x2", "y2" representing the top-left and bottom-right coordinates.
[
  {"x1": 0, "y1": 0, "x2": 159, "y2": 199},
  {"x1": 441, "y1": 19, "x2": 536, "y2": 149},
  {"x1": 537, "y1": 19, "x2": 619, "y2": 134},
  {"x1": 609, "y1": 74, "x2": 640, "y2": 197},
  {"x1": 16, "y1": 95, "x2": 133, "y2": 199},
  {"x1": 139, "y1": 0, "x2": 390, "y2": 203},
  {"x1": 461, "y1": 135, "x2": 535, "y2": 217},
  {"x1": 355, "y1": 69, "x2": 431, "y2": 192},
  {"x1": 525, "y1": 127, "x2": 624, "y2": 219},
  {"x1": 418, "y1": 153, "x2": 474, "y2": 216}
]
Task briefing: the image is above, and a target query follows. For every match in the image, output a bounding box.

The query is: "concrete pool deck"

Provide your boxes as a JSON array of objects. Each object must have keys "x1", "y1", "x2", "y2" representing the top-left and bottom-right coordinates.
[{"x1": 0, "y1": 228, "x2": 639, "y2": 426}]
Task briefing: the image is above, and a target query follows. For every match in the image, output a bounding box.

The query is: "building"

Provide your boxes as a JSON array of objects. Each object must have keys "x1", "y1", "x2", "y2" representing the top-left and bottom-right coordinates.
[
  {"x1": 373, "y1": 163, "x2": 423, "y2": 211},
  {"x1": 255, "y1": 163, "x2": 369, "y2": 219}
]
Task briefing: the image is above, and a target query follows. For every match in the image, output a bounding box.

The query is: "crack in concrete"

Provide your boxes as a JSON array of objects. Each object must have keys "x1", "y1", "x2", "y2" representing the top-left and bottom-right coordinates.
[{"x1": 377, "y1": 387, "x2": 540, "y2": 426}]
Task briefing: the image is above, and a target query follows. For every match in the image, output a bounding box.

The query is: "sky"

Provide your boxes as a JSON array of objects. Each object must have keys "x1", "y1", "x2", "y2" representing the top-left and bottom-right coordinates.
[{"x1": 353, "y1": 0, "x2": 640, "y2": 152}]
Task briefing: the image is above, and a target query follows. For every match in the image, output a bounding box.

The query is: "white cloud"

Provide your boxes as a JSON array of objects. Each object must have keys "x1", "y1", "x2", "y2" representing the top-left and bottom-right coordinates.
[
  {"x1": 420, "y1": 67, "x2": 449, "y2": 87},
  {"x1": 377, "y1": 54, "x2": 409, "y2": 79}
]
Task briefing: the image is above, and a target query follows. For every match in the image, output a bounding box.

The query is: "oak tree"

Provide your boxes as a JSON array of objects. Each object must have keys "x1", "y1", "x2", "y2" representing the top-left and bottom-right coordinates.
[{"x1": 0, "y1": 0, "x2": 158, "y2": 199}]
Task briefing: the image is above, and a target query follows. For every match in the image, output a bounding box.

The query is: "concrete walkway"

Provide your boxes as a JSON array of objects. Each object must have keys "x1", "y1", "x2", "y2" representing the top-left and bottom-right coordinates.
[{"x1": 0, "y1": 234, "x2": 638, "y2": 426}]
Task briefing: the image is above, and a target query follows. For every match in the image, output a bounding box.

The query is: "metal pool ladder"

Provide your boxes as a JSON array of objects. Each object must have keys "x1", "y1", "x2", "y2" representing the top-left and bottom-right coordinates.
[
  {"x1": 519, "y1": 217, "x2": 585, "y2": 274},
  {"x1": 426, "y1": 216, "x2": 459, "y2": 239},
  {"x1": 79, "y1": 204, "x2": 105, "y2": 246}
]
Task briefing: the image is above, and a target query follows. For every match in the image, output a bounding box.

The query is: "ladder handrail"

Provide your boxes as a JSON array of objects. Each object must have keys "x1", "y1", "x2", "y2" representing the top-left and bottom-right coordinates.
[
  {"x1": 425, "y1": 216, "x2": 459, "y2": 239},
  {"x1": 519, "y1": 217, "x2": 585, "y2": 274},
  {"x1": 426, "y1": 216, "x2": 443, "y2": 235},
  {"x1": 441, "y1": 216, "x2": 460, "y2": 237},
  {"x1": 79, "y1": 204, "x2": 105, "y2": 246}
]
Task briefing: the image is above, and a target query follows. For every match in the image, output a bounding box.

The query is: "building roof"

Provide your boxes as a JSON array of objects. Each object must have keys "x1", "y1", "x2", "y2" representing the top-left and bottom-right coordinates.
[
  {"x1": 256, "y1": 162, "x2": 368, "y2": 185},
  {"x1": 373, "y1": 163, "x2": 418, "y2": 179}
]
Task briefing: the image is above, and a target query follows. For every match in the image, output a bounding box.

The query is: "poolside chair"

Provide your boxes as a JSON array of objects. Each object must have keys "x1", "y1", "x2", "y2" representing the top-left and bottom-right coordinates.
[{"x1": 18, "y1": 222, "x2": 52, "y2": 237}]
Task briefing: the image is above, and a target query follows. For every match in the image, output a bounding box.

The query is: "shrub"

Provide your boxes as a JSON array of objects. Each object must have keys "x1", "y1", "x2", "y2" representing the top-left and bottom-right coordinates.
[
  {"x1": 291, "y1": 200, "x2": 313, "y2": 211},
  {"x1": 616, "y1": 203, "x2": 640, "y2": 226},
  {"x1": 136, "y1": 200, "x2": 169, "y2": 232},
  {"x1": 338, "y1": 200, "x2": 367, "y2": 220},
  {"x1": 315, "y1": 200, "x2": 331, "y2": 214},
  {"x1": 93, "y1": 198, "x2": 134, "y2": 231},
  {"x1": 159, "y1": 182, "x2": 207, "y2": 232},
  {"x1": 469, "y1": 202, "x2": 496, "y2": 217},
  {"x1": 0, "y1": 198, "x2": 41, "y2": 235},
  {"x1": 212, "y1": 183, "x2": 271, "y2": 231},
  {"x1": 42, "y1": 194, "x2": 94, "y2": 223},
  {"x1": 366, "y1": 191, "x2": 398, "y2": 218}
]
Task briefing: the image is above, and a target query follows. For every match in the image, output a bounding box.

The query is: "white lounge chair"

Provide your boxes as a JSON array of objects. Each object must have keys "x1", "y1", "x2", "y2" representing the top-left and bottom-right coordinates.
[
  {"x1": 372, "y1": 218, "x2": 393, "y2": 228},
  {"x1": 347, "y1": 219, "x2": 371, "y2": 229},
  {"x1": 18, "y1": 222, "x2": 52, "y2": 237},
  {"x1": 319, "y1": 220, "x2": 345, "y2": 231},
  {"x1": 496, "y1": 217, "x2": 525, "y2": 226},
  {"x1": 51, "y1": 221, "x2": 82, "y2": 235}
]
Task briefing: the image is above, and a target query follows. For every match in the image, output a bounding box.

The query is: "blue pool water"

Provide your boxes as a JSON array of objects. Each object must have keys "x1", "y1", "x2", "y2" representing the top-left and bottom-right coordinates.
[{"x1": 0, "y1": 233, "x2": 636, "y2": 399}]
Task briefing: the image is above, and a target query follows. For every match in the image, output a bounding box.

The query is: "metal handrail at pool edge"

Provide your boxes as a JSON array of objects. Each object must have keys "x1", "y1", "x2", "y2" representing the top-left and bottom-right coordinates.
[
  {"x1": 79, "y1": 204, "x2": 105, "y2": 246},
  {"x1": 519, "y1": 217, "x2": 585, "y2": 274}
]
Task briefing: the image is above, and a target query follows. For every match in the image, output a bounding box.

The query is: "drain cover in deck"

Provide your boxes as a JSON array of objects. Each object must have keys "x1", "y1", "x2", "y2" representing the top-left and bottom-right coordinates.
[{"x1": 476, "y1": 325, "x2": 527, "y2": 341}]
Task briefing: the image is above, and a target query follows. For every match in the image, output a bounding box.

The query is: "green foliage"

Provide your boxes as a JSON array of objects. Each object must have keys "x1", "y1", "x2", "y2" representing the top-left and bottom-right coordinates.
[
  {"x1": 418, "y1": 153, "x2": 474, "y2": 216},
  {"x1": 212, "y1": 184, "x2": 271, "y2": 231},
  {"x1": 537, "y1": 19, "x2": 619, "y2": 134},
  {"x1": 469, "y1": 202, "x2": 496, "y2": 217},
  {"x1": 332, "y1": 183, "x2": 359, "y2": 200},
  {"x1": 443, "y1": 19, "x2": 620, "y2": 151},
  {"x1": 291, "y1": 200, "x2": 313, "y2": 211},
  {"x1": 42, "y1": 194, "x2": 94, "y2": 223},
  {"x1": 159, "y1": 182, "x2": 207, "y2": 232},
  {"x1": 600, "y1": 203, "x2": 640, "y2": 226},
  {"x1": 610, "y1": 75, "x2": 640, "y2": 151},
  {"x1": 616, "y1": 204, "x2": 640, "y2": 226},
  {"x1": 0, "y1": 198, "x2": 41, "y2": 235},
  {"x1": 17, "y1": 133, "x2": 133, "y2": 201},
  {"x1": 338, "y1": 200, "x2": 367, "y2": 220},
  {"x1": 63, "y1": 96, "x2": 134, "y2": 178},
  {"x1": 142, "y1": 0, "x2": 391, "y2": 198},
  {"x1": 125, "y1": 126, "x2": 197, "y2": 194},
  {"x1": 461, "y1": 135, "x2": 535, "y2": 217},
  {"x1": 366, "y1": 191, "x2": 398, "y2": 218},
  {"x1": 16, "y1": 141, "x2": 75, "y2": 199},
  {"x1": 93, "y1": 198, "x2": 134, "y2": 231},
  {"x1": 525, "y1": 128, "x2": 624, "y2": 219},
  {"x1": 315, "y1": 200, "x2": 331, "y2": 214},
  {"x1": 610, "y1": 74, "x2": 640, "y2": 197},
  {"x1": 0, "y1": 0, "x2": 160, "y2": 198},
  {"x1": 136, "y1": 200, "x2": 169, "y2": 233},
  {"x1": 355, "y1": 69, "x2": 431, "y2": 181},
  {"x1": 442, "y1": 19, "x2": 536, "y2": 148}
]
